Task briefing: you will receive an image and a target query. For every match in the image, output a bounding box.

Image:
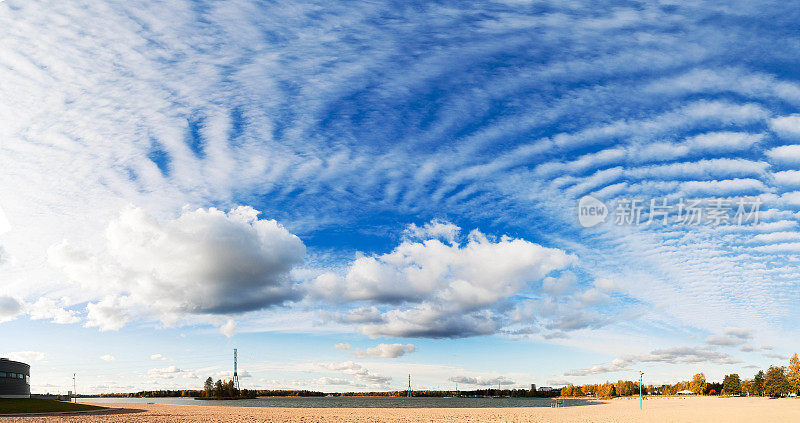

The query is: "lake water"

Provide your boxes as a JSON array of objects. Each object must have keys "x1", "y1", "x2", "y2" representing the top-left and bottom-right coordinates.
[{"x1": 79, "y1": 396, "x2": 595, "y2": 408}]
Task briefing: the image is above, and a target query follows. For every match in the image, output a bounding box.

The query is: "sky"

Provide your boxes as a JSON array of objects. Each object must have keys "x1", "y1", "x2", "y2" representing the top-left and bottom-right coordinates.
[{"x1": 1, "y1": 0, "x2": 800, "y2": 395}]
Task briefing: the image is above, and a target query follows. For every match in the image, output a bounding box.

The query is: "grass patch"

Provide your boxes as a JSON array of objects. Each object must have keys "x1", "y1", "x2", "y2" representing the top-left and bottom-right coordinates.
[{"x1": 0, "y1": 398, "x2": 106, "y2": 414}]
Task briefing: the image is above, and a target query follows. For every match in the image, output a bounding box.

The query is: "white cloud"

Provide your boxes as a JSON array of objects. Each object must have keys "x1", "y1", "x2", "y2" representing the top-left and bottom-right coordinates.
[
  {"x1": 100, "y1": 354, "x2": 116, "y2": 362},
  {"x1": 769, "y1": 115, "x2": 800, "y2": 140},
  {"x1": 26, "y1": 297, "x2": 80, "y2": 324},
  {"x1": 541, "y1": 271, "x2": 576, "y2": 295},
  {"x1": 148, "y1": 366, "x2": 187, "y2": 379},
  {"x1": 772, "y1": 170, "x2": 800, "y2": 187},
  {"x1": 0, "y1": 205, "x2": 10, "y2": 236},
  {"x1": 0, "y1": 296, "x2": 22, "y2": 323},
  {"x1": 316, "y1": 361, "x2": 391, "y2": 386},
  {"x1": 403, "y1": 220, "x2": 461, "y2": 244},
  {"x1": 352, "y1": 343, "x2": 416, "y2": 359},
  {"x1": 680, "y1": 178, "x2": 768, "y2": 196},
  {"x1": 50, "y1": 207, "x2": 305, "y2": 329},
  {"x1": 685, "y1": 131, "x2": 764, "y2": 152},
  {"x1": 312, "y1": 377, "x2": 364, "y2": 387},
  {"x1": 150, "y1": 354, "x2": 167, "y2": 360},
  {"x1": 84, "y1": 296, "x2": 131, "y2": 331},
  {"x1": 577, "y1": 288, "x2": 610, "y2": 305},
  {"x1": 749, "y1": 231, "x2": 800, "y2": 244},
  {"x1": 334, "y1": 343, "x2": 352, "y2": 351},
  {"x1": 705, "y1": 335, "x2": 746, "y2": 347},
  {"x1": 219, "y1": 319, "x2": 237, "y2": 338},
  {"x1": 5, "y1": 351, "x2": 45, "y2": 362},
  {"x1": 448, "y1": 375, "x2": 515, "y2": 386},
  {"x1": 723, "y1": 327, "x2": 753, "y2": 339},
  {"x1": 764, "y1": 352, "x2": 789, "y2": 360},
  {"x1": 212, "y1": 370, "x2": 252, "y2": 380},
  {"x1": 565, "y1": 346, "x2": 739, "y2": 376},
  {"x1": 313, "y1": 223, "x2": 575, "y2": 338},
  {"x1": 593, "y1": 278, "x2": 624, "y2": 292},
  {"x1": 766, "y1": 144, "x2": 800, "y2": 164}
]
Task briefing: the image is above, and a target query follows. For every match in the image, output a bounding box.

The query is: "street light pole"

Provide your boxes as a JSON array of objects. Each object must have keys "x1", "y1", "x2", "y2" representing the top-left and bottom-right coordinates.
[{"x1": 639, "y1": 371, "x2": 644, "y2": 410}]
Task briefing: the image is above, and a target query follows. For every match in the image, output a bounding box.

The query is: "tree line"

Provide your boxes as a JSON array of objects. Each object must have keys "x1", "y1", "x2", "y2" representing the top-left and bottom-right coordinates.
[
  {"x1": 83, "y1": 354, "x2": 800, "y2": 399},
  {"x1": 561, "y1": 353, "x2": 800, "y2": 398}
]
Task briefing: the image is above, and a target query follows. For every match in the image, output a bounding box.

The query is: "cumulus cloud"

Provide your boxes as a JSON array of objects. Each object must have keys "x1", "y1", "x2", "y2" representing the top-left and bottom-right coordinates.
[
  {"x1": 84, "y1": 296, "x2": 132, "y2": 331},
  {"x1": 352, "y1": 343, "x2": 416, "y2": 359},
  {"x1": 26, "y1": 297, "x2": 80, "y2": 324},
  {"x1": 100, "y1": 354, "x2": 116, "y2": 362},
  {"x1": 219, "y1": 319, "x2": 237, "y2": 338},
  {"x1": 0, "y1": 296, "x2": 22, "y2": 323},
  {"x1": 403, "y1": 220, "x2": 461, "y2": 244},
  {"x1": 334, "y1": 343, "x2": 352, "y2": 351},
  {"x1": 50, "y1": 207, "x2": 305, "y2": 330},
  {"x1": 150, "y1": 354, "x2": 167, "y2": 360},
  {"x1": 312, "y1": 223, "x2": 575, "y2": 338}
]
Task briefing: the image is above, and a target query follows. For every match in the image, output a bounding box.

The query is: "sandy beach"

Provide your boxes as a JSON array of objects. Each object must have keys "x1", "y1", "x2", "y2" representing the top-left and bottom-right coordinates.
[{"x1": 2, "y1": 397, "x2": 799, "y2": 423}]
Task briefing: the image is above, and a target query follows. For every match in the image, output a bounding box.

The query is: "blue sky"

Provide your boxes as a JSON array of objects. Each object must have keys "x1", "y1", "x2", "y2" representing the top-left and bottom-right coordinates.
[{"x1": 1, "y1": 0, "x2": 800, "y2": 394}]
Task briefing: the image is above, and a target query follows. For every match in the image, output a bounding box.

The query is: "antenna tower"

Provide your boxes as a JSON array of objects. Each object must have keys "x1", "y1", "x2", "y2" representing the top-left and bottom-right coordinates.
[{"x1": 233, "y1": 349, "x2": 240, "y2": 391}]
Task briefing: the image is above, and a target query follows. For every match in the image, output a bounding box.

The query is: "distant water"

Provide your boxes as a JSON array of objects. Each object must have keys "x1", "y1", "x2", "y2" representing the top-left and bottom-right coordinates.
[{"x1": 80, "y1": 396, "x2": 595, "y2": 408}]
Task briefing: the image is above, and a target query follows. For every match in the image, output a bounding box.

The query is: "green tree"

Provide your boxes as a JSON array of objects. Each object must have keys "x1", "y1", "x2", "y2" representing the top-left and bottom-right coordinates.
[
  {"x1": 787, "y1": 354, "x2": 800, "y2": 395},
  {"x1": 722, "y1": 374, "x2": 741, "y2": 396},
  {"x1": 752, "y1": 371, "x2": 765, "y2": 396},
  {"x1": 690, "y1": 373, "x2": 707, "y2": 395},
  {"x1": 225, "y1": 380, "x2": 236, "y2": 398},
  {"x1": 214, "y1": 379, "x2": 224, "y2": 397},
  {"x1": 204, "y1": 377, "x2": 214, "y2": 397},
  {"x1": 764, "y1": 366, "x2": 790, "y2": 398}
]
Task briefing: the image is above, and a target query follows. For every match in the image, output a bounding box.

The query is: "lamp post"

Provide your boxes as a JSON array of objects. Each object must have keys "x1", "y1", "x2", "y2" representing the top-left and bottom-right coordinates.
[{"x1": 639, "y1": 371, "x2": 644, "y2": 410}]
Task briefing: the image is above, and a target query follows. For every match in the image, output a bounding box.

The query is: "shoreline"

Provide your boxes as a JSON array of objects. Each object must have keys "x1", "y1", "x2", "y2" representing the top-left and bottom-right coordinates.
[{"x1": 4, "y1": 397, "x2": 799, "y2": 422}]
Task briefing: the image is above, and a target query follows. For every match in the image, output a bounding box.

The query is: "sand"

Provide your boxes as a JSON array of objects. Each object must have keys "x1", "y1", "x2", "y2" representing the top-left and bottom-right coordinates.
[{"x1": 2, "y1": 397, "x2": 799, "y2": 422}]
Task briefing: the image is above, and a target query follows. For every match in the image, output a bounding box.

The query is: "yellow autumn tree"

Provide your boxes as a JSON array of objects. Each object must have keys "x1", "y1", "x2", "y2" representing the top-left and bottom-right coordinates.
[
  {"x1": 690, "y1": 373, "x2": 707, "y2": 395},
  {"x1": 788, "y1": 353, "x2": 800, "y2": 395}
]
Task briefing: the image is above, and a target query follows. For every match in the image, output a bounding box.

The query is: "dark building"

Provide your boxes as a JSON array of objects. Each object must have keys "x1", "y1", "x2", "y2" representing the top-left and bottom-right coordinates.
[{"x1": 0, "y1": 358, "x2": 30, "y2": 398}]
